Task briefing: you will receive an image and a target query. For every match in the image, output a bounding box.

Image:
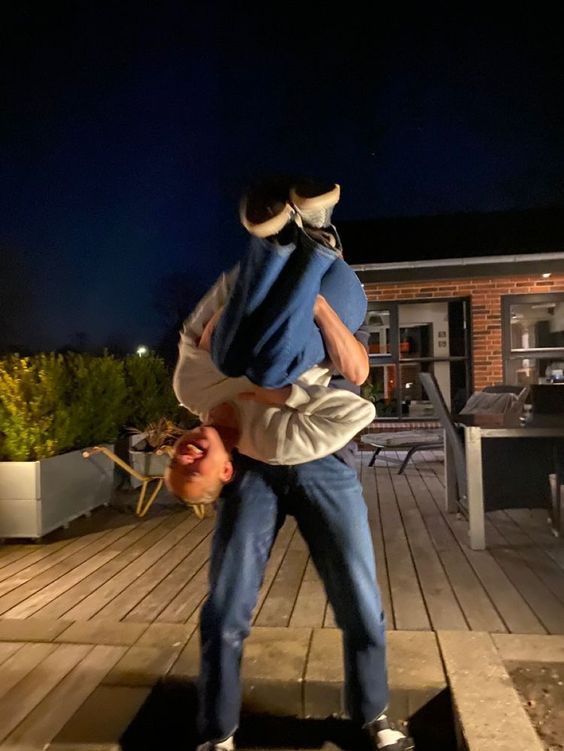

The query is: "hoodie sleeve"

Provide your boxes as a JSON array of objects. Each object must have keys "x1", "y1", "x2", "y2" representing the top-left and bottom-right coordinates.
[{"x1": 254, "y1": 382, "x2": 375, "y2": 465}]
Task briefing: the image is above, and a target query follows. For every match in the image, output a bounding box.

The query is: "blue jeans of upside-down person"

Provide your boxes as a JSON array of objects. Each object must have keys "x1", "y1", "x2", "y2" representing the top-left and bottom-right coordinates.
[
  {"x1": 198, "y1": 453, "x2": 388, "y2": 742},
  {"x1": 211, "y1": 227, "x2": 367, "y2": 388}
]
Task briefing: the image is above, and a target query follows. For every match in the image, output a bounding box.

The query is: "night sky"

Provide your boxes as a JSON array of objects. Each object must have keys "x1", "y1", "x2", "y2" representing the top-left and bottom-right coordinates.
[{"x1": 2, "y1": 3, "x2": 564, "y2": 353}]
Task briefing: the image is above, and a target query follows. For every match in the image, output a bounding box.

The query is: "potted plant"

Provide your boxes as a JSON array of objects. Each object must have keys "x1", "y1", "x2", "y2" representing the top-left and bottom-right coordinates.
[
  {"x1": 0, "y1": 353, "x2": 127, "y2": 539},
  {"x1": 128, "y1": 417, "x2": 185, "y2": 486}
]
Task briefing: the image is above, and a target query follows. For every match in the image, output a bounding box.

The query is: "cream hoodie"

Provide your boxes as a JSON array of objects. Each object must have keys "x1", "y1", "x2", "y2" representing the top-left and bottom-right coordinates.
[{"x1": 173, "y1": 270, "x2": 375, "y2": 465}]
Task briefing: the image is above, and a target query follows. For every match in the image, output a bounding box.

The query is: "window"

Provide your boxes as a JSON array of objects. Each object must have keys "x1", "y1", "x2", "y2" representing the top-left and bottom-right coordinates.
[
  {"x1": 363, "y1": 299, "x2": 471, "y2": 420},
  {"x1": 502, "y1": 293, "x2": 564, "y2": 385}
]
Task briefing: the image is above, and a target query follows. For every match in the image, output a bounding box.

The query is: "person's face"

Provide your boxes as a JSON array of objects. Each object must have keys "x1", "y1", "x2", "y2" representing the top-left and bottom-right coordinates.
[{"x1": 165, "y1": 425, "x2": 233, "y2": 502}]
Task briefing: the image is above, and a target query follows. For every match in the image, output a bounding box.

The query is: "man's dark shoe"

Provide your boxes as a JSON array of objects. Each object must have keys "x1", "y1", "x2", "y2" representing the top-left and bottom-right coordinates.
[{"x1": 365, "y1": 714, "x2": 415, "y2": 751}]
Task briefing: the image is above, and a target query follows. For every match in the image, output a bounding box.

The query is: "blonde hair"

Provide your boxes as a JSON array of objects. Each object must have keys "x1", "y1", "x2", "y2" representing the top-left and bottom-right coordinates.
[
  {"x1": 178, "y1": 479, "x2": 223, "y2": 506},
  {"x1": 173, "y1": 478, "x2": 224, "y2": 519}
]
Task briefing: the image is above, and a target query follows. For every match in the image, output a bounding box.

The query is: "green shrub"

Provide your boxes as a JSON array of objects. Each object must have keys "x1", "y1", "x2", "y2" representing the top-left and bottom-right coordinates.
[
  {"x1": 0, "y1": 352, "x2": 187, "y2": 461},
  {"x1": 64, "y1": 353, "x2": 128, "y2": 449},
  {"x1": 0, "y1": 354, "x2": 71, "y2": 460},
  {"x1": 123, "y1": 354, "x2": 182, "y2": 430}
]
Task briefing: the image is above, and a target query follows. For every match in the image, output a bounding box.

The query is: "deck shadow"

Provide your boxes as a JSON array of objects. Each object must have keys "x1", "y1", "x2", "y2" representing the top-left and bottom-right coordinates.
[{"x1": 121, "y1": 680, "x2": 456, "y2": 751}]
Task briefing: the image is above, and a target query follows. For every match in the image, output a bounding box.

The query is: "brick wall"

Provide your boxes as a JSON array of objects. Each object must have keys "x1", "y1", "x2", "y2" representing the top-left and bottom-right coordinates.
[{"x1": 363, "y1": 272, "x2": 564, "y2": 389}]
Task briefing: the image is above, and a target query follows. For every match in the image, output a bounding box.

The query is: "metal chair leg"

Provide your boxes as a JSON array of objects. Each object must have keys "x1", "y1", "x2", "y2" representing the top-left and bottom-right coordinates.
[
  {"x1": 368, "y1": 448, "x2": 382, "y2": 467},
  {"x1": 398, "y1": 446, "x2": 418, "y2": 474},
  {"x1": 136, "y1": 477, "x2": 164, "y2": 518}
]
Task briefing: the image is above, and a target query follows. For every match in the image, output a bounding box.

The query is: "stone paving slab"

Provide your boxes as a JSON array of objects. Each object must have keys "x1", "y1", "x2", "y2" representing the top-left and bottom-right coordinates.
[
  {"x1": 304, "y1": 628, "x2": 343, "y2": 718},
  {"x1": 50, "y1": 685, "x2": 151, "y2": 749},
  {"x1": 0, "y1": 617, "x2": 72, "y2": 642},
  {"x1": 135, "y1": 621, "x2": 196, "y2": 649},
  {"x1": 55, "y1": 619, "x2": 149, "y2": 646},
  {"x1": 437, "y1": 631, "x2": 544, "y2": 751},
  {"x1": 104, "y1": 645, "x2": 183, "y2": 687},
  {"x1": 492, "y1": 633, "x2": 564, "y2": 663},
  {"x1": 388, "y1": 630, "x2": 446, "y2": 719},
  {"x1": 168, "y1": 627, "x2": 200, "y2": 681},
  {"x1": 242, "y1": 626, "x2": 312, "y2": 719}
]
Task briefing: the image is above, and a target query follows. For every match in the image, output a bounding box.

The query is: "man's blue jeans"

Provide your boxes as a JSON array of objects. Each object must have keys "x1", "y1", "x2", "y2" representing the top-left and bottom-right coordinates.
[
  {"x1": 211, "y1": 228, "x2": 367, "y2": 388},
  {"x1": 198, "y1": 453, "x2": 388, "y2": 741}
]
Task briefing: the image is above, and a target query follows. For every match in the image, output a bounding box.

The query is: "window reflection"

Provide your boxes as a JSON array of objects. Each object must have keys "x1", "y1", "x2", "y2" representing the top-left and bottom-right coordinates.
[
  {"x1": 510, "y1": 301, "x2": 564, "y2": 350},
  {"x1": 366, "y1": 309, "x2": 390, "y2": 355}
]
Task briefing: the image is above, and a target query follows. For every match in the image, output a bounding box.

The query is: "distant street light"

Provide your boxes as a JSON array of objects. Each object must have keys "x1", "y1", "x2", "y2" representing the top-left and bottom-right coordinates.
[{"x1": 136, "y1": 345, "x2": 148, "y2": 357}]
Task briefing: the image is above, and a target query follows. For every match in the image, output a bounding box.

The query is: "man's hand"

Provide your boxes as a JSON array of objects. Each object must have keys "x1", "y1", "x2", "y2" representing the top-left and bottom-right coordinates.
[{"x1": 238, "y1": 385, "x2": 292, "y2": 406}]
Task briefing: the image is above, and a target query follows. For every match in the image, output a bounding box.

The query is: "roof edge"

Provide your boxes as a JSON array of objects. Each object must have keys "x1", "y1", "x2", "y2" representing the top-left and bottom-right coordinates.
[{"x1": 351, "y1": 251, "x2": 564, "y2": 272}]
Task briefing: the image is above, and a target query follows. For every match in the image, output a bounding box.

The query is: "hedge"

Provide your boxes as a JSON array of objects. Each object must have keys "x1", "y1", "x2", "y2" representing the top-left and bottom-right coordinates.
[{"x1": 0, "y1": 352, "x2": 184, "y2": 461}]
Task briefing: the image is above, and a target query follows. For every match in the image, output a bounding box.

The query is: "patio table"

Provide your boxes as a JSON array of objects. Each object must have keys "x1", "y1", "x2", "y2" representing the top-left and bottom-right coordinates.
[{"x1": 445, "y1": 414, "x2": 564, "y2": 550}]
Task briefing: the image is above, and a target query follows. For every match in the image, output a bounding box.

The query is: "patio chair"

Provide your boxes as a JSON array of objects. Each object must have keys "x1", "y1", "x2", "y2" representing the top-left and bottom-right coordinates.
[
  {"x1": 419, "y1": 372, "x2": 468, "y2": 513},
  {"x1": 362, "y1": 430, "x2": 443, "y2": 473},
  {"x1": 82, "y1": 446, "x2": 208, "y2": 519}
]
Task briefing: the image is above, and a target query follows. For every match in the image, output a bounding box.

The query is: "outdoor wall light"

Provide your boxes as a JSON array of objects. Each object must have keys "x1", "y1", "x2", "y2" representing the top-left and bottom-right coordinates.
[{"x1": 542, "y1": 272, "x2": 552, "y2": 278}]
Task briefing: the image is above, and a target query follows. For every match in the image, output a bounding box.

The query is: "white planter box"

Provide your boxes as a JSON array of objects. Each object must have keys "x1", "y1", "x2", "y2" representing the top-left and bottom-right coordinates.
[{"x1": 0, "y1": 447, "x2": 114, "y2": 539}]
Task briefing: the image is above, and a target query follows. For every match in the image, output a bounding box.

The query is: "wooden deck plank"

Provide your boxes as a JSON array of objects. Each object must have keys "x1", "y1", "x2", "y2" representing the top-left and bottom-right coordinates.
[
  {"x1": 505, "y1": 508, "x2": 564, "y2": 570},
  {"x1": 0, "y1": 643, "x2": 92, "y2": 742},
  {"x1": 0, "y1": 519, "x2": 157, "y2": 617},
  {"x1": 3, "y1": 645, "x2": 125, "y2": 749},
  {"x1": 29, "y1": 514, "x2": 181, "y2": 621},
  {"x1": 487, "y1": 510, "x2": 564, "y2": 605},
  {"x1": 1, "y1": 514, "x2": 179, "y2": 619},
  {"x1": 0, "y1": 539, "x2": 77, "y2": 581},
  {"x1": 0, "y1": 523, "x2": 132, "y2": 599},
  {"x1": 390, "y1": 467, "x2": 468, "y2": 630},
  {"x1": 406, "y1": 469, "x2": 507, "y2": 633},
  {"x1": 156, "y1": 563, "x2": 209, "y2": 623},
  {"x1": 488, "y1": 545, "x2": 564, "y2": 634},
  {"x1": 120, "y1": 519, "x2": 214, "y2": 622},
  {"x1": 0, "y1": 642, "x2": 57, "y2": 700},
  {"x1": 0, "y1": 641, "x2": 24, "y2": 667},
  {"x1": 373, "y1": 460, "x2": 431, "y2": 631},
  {"x1": 94, "y1": 518, "x2": 213, "y2": 621},
  {"x1": 61, "y1": 514, "x2": 200, "y2": 621},
  {"x1": 419, "y1": 471, "x2": 546, "y2": 634}
]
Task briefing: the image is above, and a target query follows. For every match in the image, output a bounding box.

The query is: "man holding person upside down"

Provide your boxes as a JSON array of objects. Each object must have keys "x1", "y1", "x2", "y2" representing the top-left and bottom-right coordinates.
[{"x1": 166, "y1": 176, "x2": 413, "y2": 751}]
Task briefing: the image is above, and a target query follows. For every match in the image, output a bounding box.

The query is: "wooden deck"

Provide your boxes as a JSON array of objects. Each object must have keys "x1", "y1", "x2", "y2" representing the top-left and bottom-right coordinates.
[
  {"x1": 1, "y1": 449, "x2": 564, "y2": 747},
  {"x1": 0, "y1": 450, "x2": 563, "y2": 634}
]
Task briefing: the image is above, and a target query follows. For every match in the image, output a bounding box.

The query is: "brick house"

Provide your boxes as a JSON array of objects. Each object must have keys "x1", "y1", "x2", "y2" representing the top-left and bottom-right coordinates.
[{"x1": 339, "y1": 207, "x2": 564, "y2": 422}]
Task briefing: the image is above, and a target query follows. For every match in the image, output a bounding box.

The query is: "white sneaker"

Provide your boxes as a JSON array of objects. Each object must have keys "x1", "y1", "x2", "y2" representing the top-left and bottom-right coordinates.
[
  {"x1": 290, "y1": 181, "x2": 340, "y2": 228},
  {"x1": 196, "y1": 735, "x2": 235, "y2": 751}
]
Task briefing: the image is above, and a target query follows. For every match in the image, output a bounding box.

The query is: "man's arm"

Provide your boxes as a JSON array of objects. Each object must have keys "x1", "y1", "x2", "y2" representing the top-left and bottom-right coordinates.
[{"x1": 314, "y1": 294, "x2": 369, "y2": 385}]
